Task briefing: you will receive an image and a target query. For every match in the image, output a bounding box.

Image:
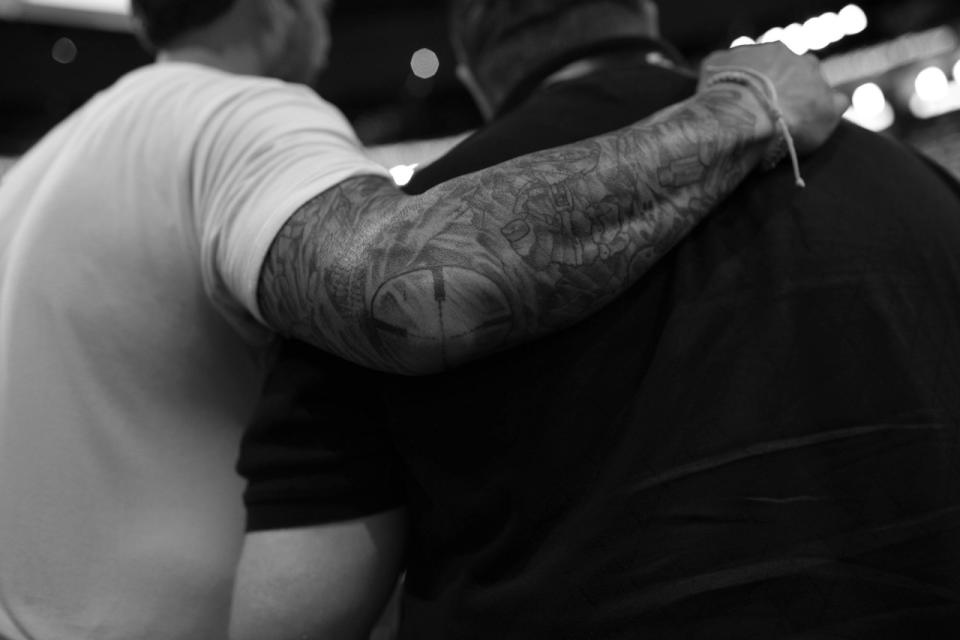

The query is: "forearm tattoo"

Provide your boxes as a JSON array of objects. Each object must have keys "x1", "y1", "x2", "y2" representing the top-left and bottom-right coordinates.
[{"x1": 258, "y1": 85, "x2": 768, "y2": 374}]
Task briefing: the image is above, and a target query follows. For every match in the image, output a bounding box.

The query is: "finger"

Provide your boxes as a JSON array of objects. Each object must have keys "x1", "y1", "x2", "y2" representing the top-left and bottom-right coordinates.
[
  {"x1": 700, "y1": 52, "x2": 728, "y2": 69},
  {"x1": 766, "y1": 41, "x2": 791, "y2": 56}
]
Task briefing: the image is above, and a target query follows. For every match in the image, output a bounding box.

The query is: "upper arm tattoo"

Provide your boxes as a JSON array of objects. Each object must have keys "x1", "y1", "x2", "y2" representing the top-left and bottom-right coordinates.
[{"x1": 258, "y1": 85, "x2": 768, "y2": 374}]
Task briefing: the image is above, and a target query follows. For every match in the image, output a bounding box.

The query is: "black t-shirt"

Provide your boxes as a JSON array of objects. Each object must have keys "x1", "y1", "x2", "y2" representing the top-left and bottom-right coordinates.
[{"x1": 239, "y1": 51, "x2": 960, "y2": 638}]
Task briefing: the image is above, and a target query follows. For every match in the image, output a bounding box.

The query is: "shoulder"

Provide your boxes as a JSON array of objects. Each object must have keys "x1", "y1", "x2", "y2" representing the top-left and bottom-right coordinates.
[{"x1": 122, "y1": 63, "x2": 339, "y2": 119}]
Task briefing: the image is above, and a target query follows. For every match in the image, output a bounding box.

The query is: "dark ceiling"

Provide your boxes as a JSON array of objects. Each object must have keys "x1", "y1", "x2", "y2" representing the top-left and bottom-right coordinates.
[{"x1": 1, "y1": 0, "x2": 958, "y2": 153}]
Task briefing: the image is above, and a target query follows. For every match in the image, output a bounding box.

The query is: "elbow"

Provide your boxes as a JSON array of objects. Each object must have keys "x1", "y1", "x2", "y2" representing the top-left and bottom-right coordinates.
[{"x1": 369, "y1": 265, "x2": 514, "y2": 375}]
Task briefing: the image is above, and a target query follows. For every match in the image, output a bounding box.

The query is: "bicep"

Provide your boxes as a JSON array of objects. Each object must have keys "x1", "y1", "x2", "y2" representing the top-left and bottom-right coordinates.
[
  {"x1": 256, "y1": 174, "x2": 513, "y2": 375},
  {"x1": 256, "y1": 175, "x2": 407, "y2": 370},
  {"x1": 230, "y1": 509, "x2": 407, "y2": 640}
]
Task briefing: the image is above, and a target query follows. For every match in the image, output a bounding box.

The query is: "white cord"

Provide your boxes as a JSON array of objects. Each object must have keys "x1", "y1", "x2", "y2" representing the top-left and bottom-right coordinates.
[{"x1": 703, "y1": 66, "x2": 806, "y2": 188}]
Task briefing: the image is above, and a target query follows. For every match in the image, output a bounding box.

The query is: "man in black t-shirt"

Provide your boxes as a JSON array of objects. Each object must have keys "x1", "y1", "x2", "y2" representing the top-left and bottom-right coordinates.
[{"x1": 231, "y1": 2, "x2": 960, "y2": 638}]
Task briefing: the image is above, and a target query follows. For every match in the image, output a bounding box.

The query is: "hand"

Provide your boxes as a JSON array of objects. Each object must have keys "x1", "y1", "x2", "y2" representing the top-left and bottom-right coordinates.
[{"x1": 698, "y1": 42, "x2": 849, "y2": 156}]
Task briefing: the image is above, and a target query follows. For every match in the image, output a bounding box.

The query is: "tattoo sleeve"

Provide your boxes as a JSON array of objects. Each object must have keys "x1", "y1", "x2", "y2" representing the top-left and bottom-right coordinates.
[{"x1": 258, "y1": 85, "x2": 772, "y2": 374}]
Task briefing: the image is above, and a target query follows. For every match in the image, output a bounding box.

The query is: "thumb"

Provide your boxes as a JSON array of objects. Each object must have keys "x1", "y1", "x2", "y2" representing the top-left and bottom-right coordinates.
[{"x1": 833, "y1": 91, "x2": 851, "y2": 117}]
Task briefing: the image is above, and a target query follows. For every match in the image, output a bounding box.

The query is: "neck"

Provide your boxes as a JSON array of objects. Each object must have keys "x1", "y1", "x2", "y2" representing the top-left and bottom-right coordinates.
[
  {"x1": 155, "y1": 1, "x2": 269, "y2": 78},
  {"x1": 490, "y1": 37, "x2": 686, "y2": 116},
  {"x1": 159, "y1": 43, "x2": 264, "y2": 76},
  {"x1": 542, "y1": 58, "x2": 604, "y2": 86},
  {"x1": 542, "y1": 48, "x2": 684, "y2": 88}
]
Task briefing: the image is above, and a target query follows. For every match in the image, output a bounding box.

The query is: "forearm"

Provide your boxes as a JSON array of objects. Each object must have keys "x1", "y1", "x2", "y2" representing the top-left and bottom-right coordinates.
[{"x1": 259, "y1": 84, "x2": 773, "y2": 374}]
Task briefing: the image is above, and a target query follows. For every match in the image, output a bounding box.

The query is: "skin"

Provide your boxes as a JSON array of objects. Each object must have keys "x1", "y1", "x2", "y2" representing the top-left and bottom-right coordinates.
[
  {"x1": 237, "y1": 58, "x2": 844, "y2": 640},
  {"x1": 258, "y1": 84, "x2": 776, "y2": 374},
  {"x1": 221, "y1": 1, "x2": 846, "y2": 637},
  {"x1": 231, "y1": 511, "x2": 407, "y2": 640},
  {"x1": 88, "y1": 2, "x2": 846, "y2": 640},
  {"x1": 454, "y1": 0, "x2": 663, "y2": 119},
  {"x1": 271, "y1": 0, "x2": 333, "y2": 83},
  {"x1": 157, "y1": 0, "x2": 333, "y2": 85},
  {"x1": 157, "y1": 1, "x2": 844, "y2": 376}
]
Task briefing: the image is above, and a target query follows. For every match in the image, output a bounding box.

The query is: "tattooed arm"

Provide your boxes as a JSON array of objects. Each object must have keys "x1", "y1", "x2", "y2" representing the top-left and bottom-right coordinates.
[{"x1": 258, "y1": 48, "x2": 844, "y2": 374}]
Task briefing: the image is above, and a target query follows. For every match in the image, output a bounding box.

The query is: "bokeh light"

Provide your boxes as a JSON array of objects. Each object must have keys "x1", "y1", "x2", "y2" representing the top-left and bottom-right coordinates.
[
  {"x1": 845, "y1": 83, "x2": 894, "y2": 131},
  {"x1": 410, "y1": 48, "x2": 440, "y2": 80},
  {"x1": 759, "y1": 27, "x2": 785, "y2": 44},
  {"x1": 838, "y1": 4, "x2": 868, "y2": 36},
  {"x1": 852, "y1": 83, "x2": 886, "y2": 118},
  {"x1": 51, "y1": 37, "x2": 77, "y2": 64},
  {"x1": 23, "y1": 0, "x2": 129, "y2": 12},
  {"x1": 782, "y1": 23, "x2": 809, "y2": 55},
  {"x1": 389, "y1": 164, "x2": 419, "y2": 186},
  {"x1": 915, "y1": 66, "x2": 949, "y2": 102}
]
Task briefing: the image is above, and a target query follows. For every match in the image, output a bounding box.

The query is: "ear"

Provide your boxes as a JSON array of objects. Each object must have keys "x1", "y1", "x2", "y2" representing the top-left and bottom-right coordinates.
[
  {"x1": 638, "y1": 0, "x2": 660, "y2": 38},
  {"x1": 257, "y1": 0, "x2": 298, "y2": 61},
  {"x1": 129, "y1": 15, "x2": 158, "y2": 54},
  {"x1": 456, "y1": 63, "x2": 495, "y2": 121}
]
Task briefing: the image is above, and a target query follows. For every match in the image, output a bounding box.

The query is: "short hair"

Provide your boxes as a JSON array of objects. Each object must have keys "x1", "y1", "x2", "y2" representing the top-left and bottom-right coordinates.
[
  {"x1": 130, "y1": 0, "x2": 236, "y2": 49},
  {"x1": 450, "y1": 0, "x2": 656, "y2": 115}
]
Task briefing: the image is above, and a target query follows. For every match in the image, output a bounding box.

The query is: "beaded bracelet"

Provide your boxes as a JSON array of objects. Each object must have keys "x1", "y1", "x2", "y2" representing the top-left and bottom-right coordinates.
[{"x1": 702, "y1": 66, "x2": 806, "y2": 188}]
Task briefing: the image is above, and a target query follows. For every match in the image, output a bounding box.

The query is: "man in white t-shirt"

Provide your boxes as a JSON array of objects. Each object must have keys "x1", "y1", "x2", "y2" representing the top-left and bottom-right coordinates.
[{"x1": 0, "y1": 0, "x2": 846, "y2": 639}]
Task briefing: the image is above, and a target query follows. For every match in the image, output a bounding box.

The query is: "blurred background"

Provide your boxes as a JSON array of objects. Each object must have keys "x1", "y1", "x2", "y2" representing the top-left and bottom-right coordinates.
[{"x1": 3, "y1": 0, "x2": 960, "y2": 179}]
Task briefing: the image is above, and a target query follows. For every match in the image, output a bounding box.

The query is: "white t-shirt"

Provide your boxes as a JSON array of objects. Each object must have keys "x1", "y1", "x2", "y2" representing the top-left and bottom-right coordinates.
[{"x1": 0, "y1": 62, "x2": 388, "y2": 640}]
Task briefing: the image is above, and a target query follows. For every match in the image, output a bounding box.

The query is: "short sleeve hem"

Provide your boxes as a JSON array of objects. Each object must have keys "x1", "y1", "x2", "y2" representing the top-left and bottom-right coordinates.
[
  {"x1": 238, "y1": 167, "x2": 390, "y2": 327},
  {"x1": 245, "y1": 496, "x2": 406, "y2": 532}
]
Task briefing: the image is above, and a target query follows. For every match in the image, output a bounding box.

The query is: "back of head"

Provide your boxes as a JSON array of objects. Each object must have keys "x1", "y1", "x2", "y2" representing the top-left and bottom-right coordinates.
[
  {"x1": 131, "y1": 0, "x2": 236, "y2": 50},
  {"x1": 450, "y1": 0, "x2": 659, "y2": 116}
]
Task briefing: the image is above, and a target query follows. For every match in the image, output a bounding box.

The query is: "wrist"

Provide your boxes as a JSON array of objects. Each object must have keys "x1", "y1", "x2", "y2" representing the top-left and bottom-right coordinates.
[
  {"x1": 700, "y1": 68, "x2": 806, "y2": 187},
  {"x1": 699, "y1": 80, "x2": 776, "y2": 144}
]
